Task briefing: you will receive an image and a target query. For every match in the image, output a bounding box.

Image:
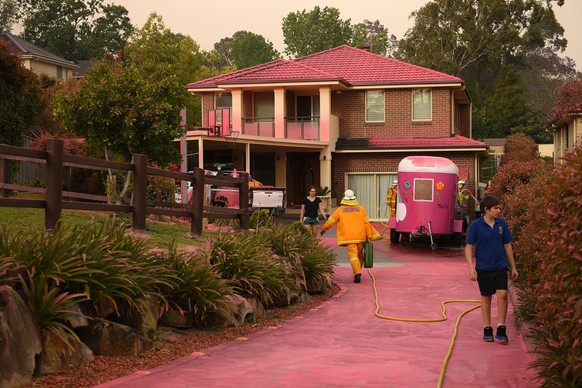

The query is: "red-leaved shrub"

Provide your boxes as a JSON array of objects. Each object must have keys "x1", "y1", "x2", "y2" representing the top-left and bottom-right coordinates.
[{"x1": 527, "y1": 146, "x2": 582, "y2": 386}]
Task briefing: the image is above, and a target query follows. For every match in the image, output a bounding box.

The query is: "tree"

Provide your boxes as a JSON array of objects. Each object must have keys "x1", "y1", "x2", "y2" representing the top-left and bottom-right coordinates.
[
  {"x1": 551, "y1": 74, "x2": 582, "y2": 121},
  {"x1": 18, "y1": 0, "x2": 133, "y2": 61},
  {"x1": 0, "y1": 39, "x2": 42, "y2": 146},
  {"x1": 519, "y1": 48, "x2": 577, "y2": 124},
  {"x1": 397, "y1": 0, "x2": 569, "y2": 143},
  {"x1": 213, "y1": 31, "x2": 280, "y2": 70},
  {"x1": 54, "y1": 14, "x2": 203, "y2": 202},
  {"x1": 282, "y1": 6, "x2": 352, "y2": 58},
  {"x1": 479, "y1": 65, "x2": 546, "y2": 141},
  {"x1": 350, "y1": 19, "x2": 397, "y2": 57},
  {"x1": 0, "y1": 0, "x2": 19, "y2": 32},
  {"x1": 396, "y1": 0, "x2": 567, "y2": 92}
]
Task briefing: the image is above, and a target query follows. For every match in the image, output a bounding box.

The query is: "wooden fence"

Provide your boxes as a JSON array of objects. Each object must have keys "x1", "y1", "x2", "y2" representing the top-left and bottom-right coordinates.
[{"x1": 0, "y1": 139, "x2": 250, "y2": 235}]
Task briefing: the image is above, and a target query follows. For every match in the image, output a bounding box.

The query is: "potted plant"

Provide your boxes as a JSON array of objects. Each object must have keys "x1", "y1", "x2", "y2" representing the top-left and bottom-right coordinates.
[{"x1": 315, "y1": 186, "x2": 332, "y2": 213}]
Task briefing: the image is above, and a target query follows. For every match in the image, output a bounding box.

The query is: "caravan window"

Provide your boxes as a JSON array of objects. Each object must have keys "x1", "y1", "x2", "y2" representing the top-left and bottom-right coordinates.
[{"x1": 414, "y1": 178, "x2": 434, "y2": 202}]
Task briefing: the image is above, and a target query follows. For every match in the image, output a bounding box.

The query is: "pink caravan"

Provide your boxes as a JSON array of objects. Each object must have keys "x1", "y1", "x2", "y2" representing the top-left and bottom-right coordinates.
[{"x1": 389, "y1": 156, "x2": 464, "y2": 250}]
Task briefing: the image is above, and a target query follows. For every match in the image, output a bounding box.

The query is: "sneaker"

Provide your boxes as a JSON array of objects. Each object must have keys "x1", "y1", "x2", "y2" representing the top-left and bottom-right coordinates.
[
  {"x1": 483, "y1": 326, "x2": 494, "y2": 342},
  {"x1": 354, "y1": 274, "x2": 361, "y2": 283},
  {"x1": 495, "y1": 325, "x2": 508, "y2": 344}
]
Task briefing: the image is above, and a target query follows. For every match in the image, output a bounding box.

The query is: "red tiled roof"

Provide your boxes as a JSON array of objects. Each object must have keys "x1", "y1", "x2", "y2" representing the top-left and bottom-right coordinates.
[
  {"x1": 220, "y1": 60, "x2": 342, "y2": 84},
  {"x1": 187, "y1": 45, "x2": 462, "y2": 89},
  {"x1": 296, "y1": 45, "x2": 462, "y2": 86},
  {"x1": 336, "y1": 136, "x2": 487, "y2": 150}
]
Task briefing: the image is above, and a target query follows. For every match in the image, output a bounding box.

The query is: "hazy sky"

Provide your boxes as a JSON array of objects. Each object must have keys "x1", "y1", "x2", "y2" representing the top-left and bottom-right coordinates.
[{"x1": 112, "y1": 0, "x2": 581, "y2": 70}]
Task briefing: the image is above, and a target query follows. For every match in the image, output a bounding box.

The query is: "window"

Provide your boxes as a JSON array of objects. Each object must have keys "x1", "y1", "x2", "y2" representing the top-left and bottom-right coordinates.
[
  {"x1": 366, "y1": 91, "x2": 385, "y2": 122},
  {"x1": 414, "y1": 178, "x2": 434, "y2": 202},
  {"x1": 216, "y1": 93, "x2": 232, "y2": 109},
  {"x1": 254, "y1": 92, "x2": 274, "y2": 118},
  {"x1": 412, "y1": 89, "x2": 432, "y2": 120}
]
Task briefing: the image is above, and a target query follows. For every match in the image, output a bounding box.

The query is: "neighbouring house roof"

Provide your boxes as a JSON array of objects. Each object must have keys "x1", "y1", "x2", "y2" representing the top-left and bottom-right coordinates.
[
  {"x1": 484, "y1": 138, "x2": 506, "y2": 147},
  {"x1": 546, "y1": 110, "x2": 582, "y2": 131},
  {"x1": 0, "y1": 32, "x2": 78, "y2": 69},
  {"x1": 335, "y1": 136, "x2": 487, "y2": 151},
  {"x1": 73, "y1": 59, "x2": 98, "y2": 78},
  {"x1": 187, "y1": 45, "x2": 464, "y2": 91}
]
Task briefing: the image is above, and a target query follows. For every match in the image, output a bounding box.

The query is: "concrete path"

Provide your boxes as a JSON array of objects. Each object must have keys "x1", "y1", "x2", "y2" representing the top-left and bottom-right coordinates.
[{"x1": 97, "y1": 224, "x2": 539, "y2": 388}]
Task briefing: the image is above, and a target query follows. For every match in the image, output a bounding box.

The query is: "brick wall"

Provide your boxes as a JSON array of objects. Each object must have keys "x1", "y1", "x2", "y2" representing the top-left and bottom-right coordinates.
[
  {"x1": 200, "y1": 94, "x2": 214, "y2": 127},
  {"x1": 332, "y1": 89, "x2": 453, "y2": 138},
  {"x1": 332, "y1": 151, "x2": 479, "y2": 213}
]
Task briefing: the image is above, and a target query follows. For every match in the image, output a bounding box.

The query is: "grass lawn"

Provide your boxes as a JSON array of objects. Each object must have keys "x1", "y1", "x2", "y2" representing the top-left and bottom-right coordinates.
[{"x1": 0, "y1": 207, "x2": 210, "y2": 250}]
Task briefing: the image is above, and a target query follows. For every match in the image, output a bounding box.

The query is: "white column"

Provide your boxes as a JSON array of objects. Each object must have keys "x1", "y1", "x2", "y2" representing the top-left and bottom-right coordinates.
[
  {"x1": 245, "y1": 142, "x2": 251, "y2": 173},
  {"x1": 320, "y1": 147, "x2": 332, "y2": 191},
  {"x1": 319, "y1": 87, "x2": 331, "y2": 142},
  {"x1": 198, "y1": 139, "x2": 204, "y2": 171},
  {"x1": 274, "y1": 88, "x2": 285, "y2": 138},
  {"x1": 232, "y1": 89, "x2": 243, "y2": 133}
]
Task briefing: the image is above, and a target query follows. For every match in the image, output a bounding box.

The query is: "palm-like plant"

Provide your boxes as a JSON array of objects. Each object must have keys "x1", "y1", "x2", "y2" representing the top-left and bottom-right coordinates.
[
  {"x1": 19, "y1": 271, "x2": 87, "y2": 352},
  {"x1": 156, "y1": 242, "x2": 235, "y2": 328}
]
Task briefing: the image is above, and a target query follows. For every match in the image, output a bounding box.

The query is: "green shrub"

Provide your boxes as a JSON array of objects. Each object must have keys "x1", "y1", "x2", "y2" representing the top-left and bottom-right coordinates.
[
  {"x1": 285, "y1": 221, "x2": 312, "y2": 238},
  {"x1": 203, "y1": 230, "x2": 294, "y2": 306},
  {"x1": 249, "y1": 209, "x2": 273, "y2": 229},
  {"x1": 0, "y1": 219, "x2": 171, "y2": 320},
  {"x1": 282, "y1": 222, "x2": 335, "y2": 278},
  {"x1": 147, "y1": 175, "x2": 175, "y2": 203},
  {"x1": 19, "y1": 271, "x2": 87, "y2": 351},
  {"x1": 155, "y1": 243, "x2": 235, "y2": 328}
]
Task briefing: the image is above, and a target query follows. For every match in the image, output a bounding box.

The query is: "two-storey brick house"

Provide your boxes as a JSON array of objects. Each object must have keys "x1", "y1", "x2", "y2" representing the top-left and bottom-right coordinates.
[{"x1": 185, "y1": 45, "x2": 487, "y2": 220}]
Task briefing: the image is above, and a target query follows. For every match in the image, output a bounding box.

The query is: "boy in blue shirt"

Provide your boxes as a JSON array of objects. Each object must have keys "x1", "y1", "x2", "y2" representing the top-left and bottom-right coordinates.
[{"x1": 465, "y1": 195, "x2": 518, "y2": 344}]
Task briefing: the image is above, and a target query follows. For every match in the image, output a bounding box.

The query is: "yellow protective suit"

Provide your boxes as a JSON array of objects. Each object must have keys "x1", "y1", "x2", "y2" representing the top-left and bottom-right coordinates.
[
  {"x1": 322, "y1": 203, "x2": 381, "y2": 276},
  {"x1": 387, "y1": 186, "x2": 397, "y2": 218}
]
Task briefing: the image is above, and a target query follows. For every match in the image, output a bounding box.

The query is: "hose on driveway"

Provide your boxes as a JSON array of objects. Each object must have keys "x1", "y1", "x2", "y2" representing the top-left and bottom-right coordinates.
[{"x1": 367, "y1": 268, "x2": 481, "y2": 388}]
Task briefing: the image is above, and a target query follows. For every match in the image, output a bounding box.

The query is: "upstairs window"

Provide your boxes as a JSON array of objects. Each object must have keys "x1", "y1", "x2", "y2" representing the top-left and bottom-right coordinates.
[
  {"x1": 412, "y1": 89, "x2": 432, "y2": 120},
  {"x1": 216, "y1": 93, "x2": 232, "y2": 109},
  {"x1": 366, "y1": 90, "x2": 385, "y2": 122}
]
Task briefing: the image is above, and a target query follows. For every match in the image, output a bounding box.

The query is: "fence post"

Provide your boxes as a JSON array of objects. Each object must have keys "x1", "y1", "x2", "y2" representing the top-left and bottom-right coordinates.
[
  {"x1": 239, "y1": 172, "x2": 249, "y2": 230},
  {"x1": 190, "y1": 168, "x2": 204, "y2": 236},
  {"x1": 45, "y1": 139, "x2": 63, "y2": 230},
  {"x1": 0, "y1": 158, "x2": 10, "y2": 198},
  {"x1": 132, "y1": 154, "x2": 147, "y2": 233}
]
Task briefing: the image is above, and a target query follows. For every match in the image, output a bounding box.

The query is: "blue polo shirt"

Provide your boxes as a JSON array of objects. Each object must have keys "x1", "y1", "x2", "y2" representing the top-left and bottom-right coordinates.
[{"x1": 465, "y1": 217, "x2": 513, "y2": 271}]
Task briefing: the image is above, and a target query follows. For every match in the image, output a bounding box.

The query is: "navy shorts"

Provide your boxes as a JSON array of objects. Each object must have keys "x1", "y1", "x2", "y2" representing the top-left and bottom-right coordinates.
[
  {"x1": 303, "y1": 217, "x2": 319, "y2": 226},
  {"x1": 476, "y1": 268, "x2": 508, "y2": 296}
]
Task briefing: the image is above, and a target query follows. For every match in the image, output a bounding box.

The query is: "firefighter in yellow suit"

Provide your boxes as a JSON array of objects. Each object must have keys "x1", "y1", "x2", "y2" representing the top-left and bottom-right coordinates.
[
  {"x1": 320, "y1": 189, "x2": 381, "y2": 283},
  {"x1": 387, "y1": 180, "x2": 398, "y2": 219}
]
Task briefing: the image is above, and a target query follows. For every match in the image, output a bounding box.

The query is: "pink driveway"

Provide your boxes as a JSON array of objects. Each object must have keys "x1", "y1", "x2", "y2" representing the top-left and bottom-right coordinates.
[{"x1": 97, "y1": 231, "x2": 539, "y2": 388}]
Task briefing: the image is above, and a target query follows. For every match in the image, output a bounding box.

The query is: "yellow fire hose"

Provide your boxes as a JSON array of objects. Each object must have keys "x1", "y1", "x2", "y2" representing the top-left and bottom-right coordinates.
[{"x1": 367, "y1": 268, "x2": 481, "y2": 388}]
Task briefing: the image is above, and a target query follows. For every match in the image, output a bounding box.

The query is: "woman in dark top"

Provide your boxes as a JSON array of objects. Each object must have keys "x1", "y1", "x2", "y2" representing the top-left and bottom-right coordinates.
[{"x1": 299, "y1": 186, "x2": 328, "y2": 237}]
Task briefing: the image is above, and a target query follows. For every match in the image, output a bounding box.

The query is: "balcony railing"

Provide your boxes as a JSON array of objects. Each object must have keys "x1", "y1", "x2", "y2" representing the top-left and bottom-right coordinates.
[
  {"x1": 240, "y1": 116, "x2": 320, "y2": 140},
  {"x1": 286, "y1": 116, "x2": 320, "y2": 140},
  {"x1": 242, "y1": 117, "x2": 275, "y2": 137}
]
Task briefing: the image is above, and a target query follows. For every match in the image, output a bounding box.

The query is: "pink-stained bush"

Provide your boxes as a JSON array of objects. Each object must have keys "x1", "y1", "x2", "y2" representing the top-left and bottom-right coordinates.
[
  {"x1": 489, "y1": 133, "x2": 581, "y2": 385},
  {"x1": 500, "y1": 132, "x2": 540, "y2": 166},
  {"x1": 528, "y1": 146, "x2": 582, "y2": 386}
]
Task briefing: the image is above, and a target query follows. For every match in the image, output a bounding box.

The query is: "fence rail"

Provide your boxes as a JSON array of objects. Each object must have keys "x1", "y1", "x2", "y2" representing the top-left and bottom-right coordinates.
[{"x1": 0, "y1": 139, "x2": 250, "y2": 235}]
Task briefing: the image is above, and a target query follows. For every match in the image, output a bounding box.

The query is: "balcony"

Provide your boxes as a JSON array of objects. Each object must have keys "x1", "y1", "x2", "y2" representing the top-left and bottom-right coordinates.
[
  {"x1": 240, "y1": 116, "x2": 320, "y2": 140},
  {"x1": 242, "y1": 117, "x2": 275, "y2": 137},
  {"x1": 285, "y1": 116, "x2": 320, "y2": 140}
]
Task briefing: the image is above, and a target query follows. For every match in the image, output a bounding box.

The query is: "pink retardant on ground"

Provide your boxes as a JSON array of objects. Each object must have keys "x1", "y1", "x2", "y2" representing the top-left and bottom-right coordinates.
[{"x1": 97, "y1": 231, "x2": 539, "y2": 388}]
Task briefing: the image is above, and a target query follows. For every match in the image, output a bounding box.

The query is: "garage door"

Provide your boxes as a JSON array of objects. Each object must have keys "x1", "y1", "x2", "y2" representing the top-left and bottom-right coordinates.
[{"x1": 347, "y1": 173, "x2": 397, "y2": 222}]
